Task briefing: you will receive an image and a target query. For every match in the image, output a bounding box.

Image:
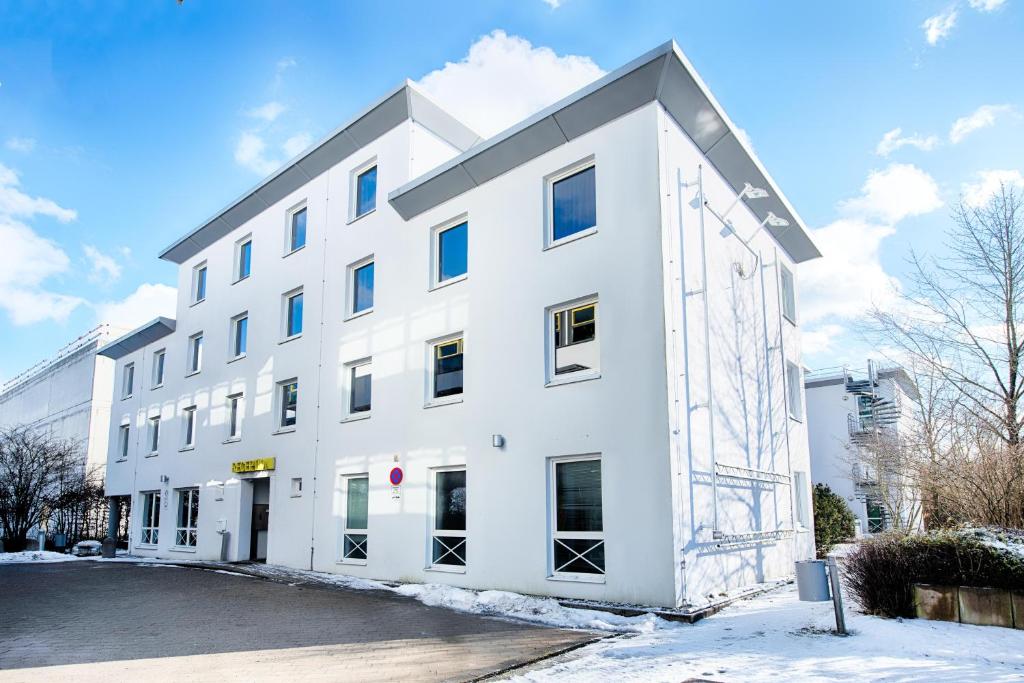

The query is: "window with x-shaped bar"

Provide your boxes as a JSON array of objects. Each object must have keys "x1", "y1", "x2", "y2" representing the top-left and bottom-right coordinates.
[
  {"x1": 431, "y1": 468, "x2": 466, "y2": 569},
  {"x1": 341, "y1": 475, "x2": 368, "y2": 563},
  {"x1": 551, "y1": 457, "x2": 604, "y2": 578}
]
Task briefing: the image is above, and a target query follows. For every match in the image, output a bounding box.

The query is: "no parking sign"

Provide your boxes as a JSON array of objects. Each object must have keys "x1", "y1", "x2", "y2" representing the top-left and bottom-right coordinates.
[{"x1": 390, "y1": 466, "x2": 403, "y2": 499}]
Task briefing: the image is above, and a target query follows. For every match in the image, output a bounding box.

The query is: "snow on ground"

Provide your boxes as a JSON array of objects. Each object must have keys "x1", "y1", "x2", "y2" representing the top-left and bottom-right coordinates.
[
  {"x1": 509, "y1": 583, "x2": 1024, "y2": 683},
  {"x1": 0, "y1": 551, "x2": 85, "y2": 563}
]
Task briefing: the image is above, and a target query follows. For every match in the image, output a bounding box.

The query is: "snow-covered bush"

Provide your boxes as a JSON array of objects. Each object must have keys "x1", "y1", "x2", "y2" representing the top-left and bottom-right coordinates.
[
  {"x1": 843, "y1": 528, "x2": 1024, "y2": 618},
  {"x1": 812, "y1": 483, "x2": 855, "y2": 558}
]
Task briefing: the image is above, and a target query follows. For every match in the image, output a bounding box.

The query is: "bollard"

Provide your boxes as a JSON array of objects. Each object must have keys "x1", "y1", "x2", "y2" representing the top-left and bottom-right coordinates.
[{"x1": 100, "y1": 536, "x2": 117, "y2": 558}]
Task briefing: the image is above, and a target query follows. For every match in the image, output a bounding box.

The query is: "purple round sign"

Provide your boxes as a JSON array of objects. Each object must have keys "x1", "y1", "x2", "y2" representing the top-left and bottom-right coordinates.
[{"x1": 389, "y1": 467, "x2": 404, "y2": 486}]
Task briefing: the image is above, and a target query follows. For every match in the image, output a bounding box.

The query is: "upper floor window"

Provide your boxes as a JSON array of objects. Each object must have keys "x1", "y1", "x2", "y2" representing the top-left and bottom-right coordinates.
[
  {"x1": 231, "y1": 313, "x2": 248, "y2": 358},
  {"x1": 433, "y1": 220, "x2": 468, "y2": 287},
  {"x1": 122, "y1": 363, "x2": 135, "y2": 399},
  {"x1": 787, "y1": 360, "x2": 803, "y2": 421},
  {"x1": 430, "y1": 336, "x2": 464, "y2": 402},
  {"x1": 227, "y1": 393, "x2": 243, "y2": 440},
  {"x1": 147, "y1": 416, "x2": 160, "y2": 454},
  {"x1": 117, "y1": 423, "x2": 130, "y2": 460},
  {"x1": 780, "y1": 264, "x2": 797, "y2": 324},
  {"x1": 548, "y1": 162, "x2": 596, "y2": 246},
  {"x1": 353, "y1": 163, "x2": 377, "y2": 219},
  {"x1": 549, "y1": 298, "x2": 599, "y2": 383},
  {"x1": 279, "y1": 380, "x2": 298, "y2": 428},
  {"x1": 288, "y1": 205, "x2": 307, "y2": 253},
  {"x1": 284, "y1": 289, "x2": 303, "y2": 339},
  {"x1": 187, "y1": 333, "x2": 203, "y2": 375},
  {"x1": 192, "y1": 263, "x2": 207, "y2": 304},
  {"x1": 236, "y1": 237, "x2": 252, "y2": 281},
  {"x1": 348, "y1": 257, "x2": 374, "y2": 317},
  {"x1": 182, "y1": 406, "x2": 197, "y2": 449},
  {"x1": 345, "y1": 359, "x2": 372, "y2": 418},
  {"x1": 152, "y1": 349, "x2": 166, "y2": 388}
]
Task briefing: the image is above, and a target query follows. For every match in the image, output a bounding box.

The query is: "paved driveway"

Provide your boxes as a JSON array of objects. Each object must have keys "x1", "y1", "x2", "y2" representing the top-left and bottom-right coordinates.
[{"x1": 0, "y1": 562, "x2": 597, "y2": 682}]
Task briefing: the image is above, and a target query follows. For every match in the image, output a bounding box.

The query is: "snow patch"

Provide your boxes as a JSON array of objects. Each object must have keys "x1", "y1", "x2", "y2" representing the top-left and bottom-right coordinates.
[{"x1": 0, "y1": 551, "x2": 84, "y2": 563}]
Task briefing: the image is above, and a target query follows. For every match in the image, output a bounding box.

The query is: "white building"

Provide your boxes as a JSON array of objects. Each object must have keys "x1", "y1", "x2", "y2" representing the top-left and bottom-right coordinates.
[
  {"x1": 805, "y1": 362, "x2": 922, "y2": 534},
  {"x1": 100, "y1": 41, "x2": 820, "y2": 609}
]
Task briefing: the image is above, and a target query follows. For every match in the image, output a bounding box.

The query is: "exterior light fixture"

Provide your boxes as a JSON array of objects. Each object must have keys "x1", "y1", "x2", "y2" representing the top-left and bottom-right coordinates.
[{"x1": 492, "y1": 434, "x2": 505, "y2": 448}]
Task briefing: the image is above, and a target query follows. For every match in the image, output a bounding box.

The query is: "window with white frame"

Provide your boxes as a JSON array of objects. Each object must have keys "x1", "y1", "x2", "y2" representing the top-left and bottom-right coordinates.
[
  {"x1": 152, "y1": 349, "x2": 165, "y2": 387},
  {"x1": 352, "y1": 161, "x2": 377, "y2": 219},
  {"x1": 192, "y1": 262, "x2": 207, "y2": 304},
  {"x1": 787, "y1": 361, "x2": 803, "y2": 421},
  {"x1": 341, "y1": 475, "x2": 369, "y2": 563},
  {"x1": 231, "y1": 312, "x2": 248, "y2": 358},
  {"x1": 547, "y1": 161, "x2": 596, "y2": 246},
  {"x1": 551, "y1": 456, "x2": 604, "y2": 578},
  {"x1": 431, "y1": 468, "x2": 466, "y2": 569},
  {"x1": 346, "y1": 257, "x2": 374, "y2": 317},
  {"x1": 345, "y1": 359, "x2": 372, "y2": 417},
  {"x1": 283, "y1": 289, "x2": 303, "y2": 339},
  {"x1": 279, "y1": 379, "x2": 298, "y2": 428},
  {"x1": 432, "y1": 219, "x2": 468, "y2": 287},
  {"x1": 793, "y1": 471, "x2": 810, "y2": 528},
  {"x1": 429, "y1": 336, "x2": 464, "y2": 401},
  {"x1": 140, "y1": 491, "x2": 160, "y2": 544},
  {"x1": 288, "y1": 204, "x2": 307, "y2": 253},
  {"x1": 236, "y1": 236, "x2": 252, "y2": 281},
  {"x1": 549, "y1": 298, "x2": 599, "y2": 381},
  {"x1": 182, "y1": 406, "x2": 197, "y2": 448},
  {"x1": 227, "y1": 393, "x2": 243, "y2": 439},
  {"x1": 780, "y1": 264, "x2": 797, "y2": 324},
  {"x1": 187, "y1": 332, "x2": 203, "y2": 374},
  {"x1": 147, "y1": 416, "x2": 160, "y2": 454},
  {"x1": 122, "y1": 362, "x2": 135, "y2": 399},
  {"x1": 175, "y1": 488, "x2": 199, "y2": 548},
  {"x1": 290, "y1": 477, "x2": 303, "y2": 497},
  {"x1": 117, "y1": 424, "x2": 129, "y2": 460}
]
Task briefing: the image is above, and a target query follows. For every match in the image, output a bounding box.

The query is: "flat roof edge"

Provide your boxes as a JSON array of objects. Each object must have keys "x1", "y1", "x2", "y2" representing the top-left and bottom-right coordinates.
[{"x1": 97, "y1": 317, "x2": 176, "y2": 360}]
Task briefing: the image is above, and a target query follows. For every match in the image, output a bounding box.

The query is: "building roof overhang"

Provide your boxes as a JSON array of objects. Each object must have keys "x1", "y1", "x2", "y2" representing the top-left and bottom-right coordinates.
[
  {"x1": 388, "y1": 40, "x2": 821, "y2": 264},
  {"x1": 97, "y1": 317, "x2": 176, "y2": 360}
]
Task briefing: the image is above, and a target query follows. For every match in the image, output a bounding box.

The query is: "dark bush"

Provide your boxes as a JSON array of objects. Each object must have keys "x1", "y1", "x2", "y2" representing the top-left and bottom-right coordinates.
[
  {"x1": 843, "y1": 529, "x2": 1024, "y2": 618},
  {"x1": 812, "y1": 483, "x2": 856, "y2": 558}
]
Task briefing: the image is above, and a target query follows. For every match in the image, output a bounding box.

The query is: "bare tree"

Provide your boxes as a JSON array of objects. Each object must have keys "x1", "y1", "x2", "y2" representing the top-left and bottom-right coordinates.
[
  {"x1": 844, "y1": 430, "x2": 924, "y2": 532},
  {"x1": 0, "y1": 427, "x2": 84, "y2": 552}
]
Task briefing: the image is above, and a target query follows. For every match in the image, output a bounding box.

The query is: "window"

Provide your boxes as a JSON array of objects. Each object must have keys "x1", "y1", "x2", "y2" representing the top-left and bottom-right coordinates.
[
  {"x1": 175, "y1": 488, "x2": 199, "y2": 548},
  {"x1": 433, "y1": 220, "x2": 468, "y2": 286},
  {"x1": 279, "y1": 380, "x2": 298, "y2": 428},
  {"x1": 192, "y1": 263, "x2": 207, "y2": 304},
  {"x1": 152, "y1": 349, "x2": 165, "y2": 387},
  {"x1": 867, "y1": 498, "x2": 886, "y2": 533},
  {"x1": 346, "y1": 360, "x2": 372, "y2": 417},
  {"x1": 284, "y1": 290, "x2": 303, "y2": 338},
  {"x1": 349, "y1": 258, "x2": 374, "y2": 316},
  {"x1": 780, "y1": 264, "x2": 797, "y2": 324},
  {"x1": 341, "y1": 475, "x2": 369, "y2": 563},
  {"x1": 550, "y1": 299, "x2": 599, "y2": 381},
  {"x1": 431, "y1": 469, "x2": 466, "y2": 569},
  {"x1": 182, "y1": 406, "x2": 197, "y2": 448},
  {"x1": 147, "y1": 416, "x2": 160, "y2": 454},
  {"x1": 551, "y1": 457, "x2": 604, "y2": 578},
  {"x1": 549, "y1": 163, "x2": 596, "y2": 245},
  {"x1": 786, "y1": 361, "x2": 803, "y2": 421},
  {"x1": 117, "y1": 424, "x2": 129, "y2": 460},
  {"x1": 187, "y1": 333, "x2": 203, "y2": 374},
  {"x1": 291, "y1": 477, "x2": 303, "y2": 498},
  {"x1": 236, "y1": 237, "x2": 252, "y2": 281},
  {"x1": 356, "y1": 162, "x2": 380, "y2": 216},
  {"x1": 140, "y1": 491, "x2": 160, "y2": 545},
  {"x1": 122, "y1": 363, "x2": 135, "y2": 398},
  {"x1": 227, "y1": 393, "x2": 242, "y2": 439},
  {"x1": 430, "y1": 337, "x2": 464, "y2": 401},
  {"x1": 231, "y1": 313, "x2": 248, "y2": 358},
  {"x1": 793, "y1": 471, "x2": 810, "y2": 529},
  {"x1": 288, "y1": 205, "x2": 307, "y2": 253}
]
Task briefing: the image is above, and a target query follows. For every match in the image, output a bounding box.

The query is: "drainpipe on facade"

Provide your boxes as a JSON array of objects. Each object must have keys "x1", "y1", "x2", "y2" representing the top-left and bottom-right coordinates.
[{"x1": 696, "y1": 164, "x2": 721, "y2": 539}]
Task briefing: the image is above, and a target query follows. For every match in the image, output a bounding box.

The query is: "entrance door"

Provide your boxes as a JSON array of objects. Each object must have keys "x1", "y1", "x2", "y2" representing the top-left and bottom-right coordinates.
[{"x1": 250, "y1": 479, "x2": 270, "y2": 561}]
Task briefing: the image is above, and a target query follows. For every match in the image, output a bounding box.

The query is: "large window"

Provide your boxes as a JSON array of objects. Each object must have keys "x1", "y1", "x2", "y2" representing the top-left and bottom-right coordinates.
[
  {"x1": 550, "y1": 299, "x2": 599, "y2": 381},
  {"x1": 431, "y1": 468, "x2": 466, "y2": 569},
  {"x1": 551, "y1": 457, "x2": 604, "y2": 578},
  {"x1": 355, "y1": 165, "x2": 377, "y2": 218},
  {"x1": 430, "y1": 337, "x2": 464, "y2": 401},
  {"x1": 117, "y1": 424, "x2": 129, "y2": 460},
  {"x1": 289, "y1": 205, "x2": 307, "y2": 253},
  {"x1": 122, "y1": 362, "x2": 135, "y2": 399},
  {"x1": 349, "y1": 258, "x2": 374, "y2": 316},
  {"x1": 342, "y1": 475, "x2": 369, "y2": 563},
  {"x1": 793, "y1": 471, "x2": 810, "y2": 529},
  {"x1": 227, "y1": 393, "x2": 242, "y2": 439},
  {"x1": 433, "y1": 220, "x2": 468, "y2": 286},
  {"x1": 182, "y1": 406, "x2": 197, "y2": 448},
  {"x1": 140, "y1": 491, "x2": 160, "y2": 545},
  {"x1": 780, "y1": 264, "x2": 797, "y2": 324},
  {"x1": 346, "y1": 360, "x2": 372, "y2": 417},
  {"x1": 152, "y1": 349, "x2": 165, "y2": 388},
  {"x1": 236, "y1": 237, "x2": 252, "y2": 281},
  {"x1": 280, "y1": 380, "x2": 298, "y2": 428},
  {"x1": 192, "y1": 263, "x2": 207, "y2": 304},
  {"x1": 786, "y1": 360, "x2": 803, "y2": 421},
  {"x1": 147, "y1": 416, "x2": 160, "y2": 454},
  {"x1": 549, "y1": 163, "x2": 596, "y2": 245},
  {"x1": 232, "y1": 313, "x2": 248, "y2": 358},
  {"x1": 284, "y1": 290, "x2": 303, "y2": 338},
  {"x1": 175, "y1": 488, "x2": 199, "y2": 548},
  {"x1": 188, "y1": 333, "x2": 203, "y2": 375}
]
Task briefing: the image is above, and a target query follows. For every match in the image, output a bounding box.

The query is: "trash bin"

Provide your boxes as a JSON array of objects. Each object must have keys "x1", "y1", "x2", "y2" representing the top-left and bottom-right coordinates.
[
  {"x1": 795, "y1": 559, "x2": 831, "y2": 601},
  {"x1": 101, "y1": 537, "x2": 117, "y2": 559}
]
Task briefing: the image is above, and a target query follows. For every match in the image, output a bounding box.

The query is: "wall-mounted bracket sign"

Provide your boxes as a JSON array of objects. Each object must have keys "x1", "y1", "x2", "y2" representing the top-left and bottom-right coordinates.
[
  {"x1": 231, "y1": 457, "x2": 276, "y2": 474},
  {"x1": 390, "y1": 466, "x2": 403, "y2": 500}
]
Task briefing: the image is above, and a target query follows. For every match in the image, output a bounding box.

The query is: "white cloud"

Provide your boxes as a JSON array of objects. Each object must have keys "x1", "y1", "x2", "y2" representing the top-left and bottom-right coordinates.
[
  {"x1": 0, "y1": 218, "x2": 83, "y2": 325},
  {"x1": 0, "y1": 162, "x2": 77, "y2": 223},
  {"x1": 968, "y1": 0, "x2": 1007, "y2": 11},
  {"x1": 839, "y1": 163, "x2": 943, "y2": 223},
  {"x1": 922, "y1": 8, "x2": 958, "y2": 45},
  {"x1": 802, "y1": 323, "x2": 847, "y2": 356},
  {"x1": 875, "y1": 127, "x2": 940, "y2": 156},
  {"x1": 542, "y1": 0, "x2": 562, "y2": 7},
  {"x1": 246, "y1": 101, "x2": 286, "y2": 123},
  {"x1": 949, "y1": 104, "x2": 1014, "y2": 143},
  {"x1": 94, "y1": 283, "x2": 177, "y2": 330},
  {"x1": 416, "y1": 30, "x2": 605, "y2": 137},
  {"x1": 5, "y1": 137, "x2": 36, "y2": 153},
  {"x1": 961, "y1": 169, "x2": 1024, "y2": 207},
  {"x1": 234, "y1": 131, "x2": 279, "y2": 176},
  {"x1": 83, "y1": 245, "x2": 122, "y2": 284},
  {"x1": 282, "y1": 132, "x2": 312, "y2": 158}
]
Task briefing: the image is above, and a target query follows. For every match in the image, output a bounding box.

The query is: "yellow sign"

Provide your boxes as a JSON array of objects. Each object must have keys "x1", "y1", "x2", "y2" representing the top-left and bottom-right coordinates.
[{"x1": 231, "y1": 457, "x2": 276, "y2": 474}]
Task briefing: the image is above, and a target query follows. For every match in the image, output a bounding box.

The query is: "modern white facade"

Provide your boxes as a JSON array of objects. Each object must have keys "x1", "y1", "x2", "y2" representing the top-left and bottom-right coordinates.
[
  {"x1": 101, "y1": 41, "x2": 820, "y2": 609},
  {"x1": 805, "y1": 362, "x2": 922, "y2": 534}
]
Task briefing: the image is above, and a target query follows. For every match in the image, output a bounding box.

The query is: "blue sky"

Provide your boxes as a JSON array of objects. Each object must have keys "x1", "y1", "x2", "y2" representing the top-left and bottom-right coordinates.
[{"x1": 0, "y1": 0, "x2": 1021, "y2": 381}]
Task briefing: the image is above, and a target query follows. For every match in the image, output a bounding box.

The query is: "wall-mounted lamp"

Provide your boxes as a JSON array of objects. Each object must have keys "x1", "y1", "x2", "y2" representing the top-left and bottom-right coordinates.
[
  {"x1": 492, "y1": 434, "x2": 506, "y2": 449},
  {"x1": 159, "y1": 474, "x2": 170, "y2": 483}
]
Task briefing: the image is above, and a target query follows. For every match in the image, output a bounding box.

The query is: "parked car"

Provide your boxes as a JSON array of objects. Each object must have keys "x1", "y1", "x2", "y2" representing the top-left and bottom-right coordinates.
[{"x1": 71, "y1": 540, "x2": 102, "y2": 557}]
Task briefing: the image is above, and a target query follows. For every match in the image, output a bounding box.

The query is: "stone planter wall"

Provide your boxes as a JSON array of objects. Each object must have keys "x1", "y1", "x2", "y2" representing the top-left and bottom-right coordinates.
[{"x1": 914, "y1": 584, "x2": 1024, "y2": 629}]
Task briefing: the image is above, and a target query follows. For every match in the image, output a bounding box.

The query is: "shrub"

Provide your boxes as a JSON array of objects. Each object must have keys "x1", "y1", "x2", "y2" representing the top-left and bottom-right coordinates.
[
  {"x1": 843, "y1": 529, "x2": 1024, "y2": 618},
  {"x1": 812, "y1": 483, "x2": 856, "y2": 558}
]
